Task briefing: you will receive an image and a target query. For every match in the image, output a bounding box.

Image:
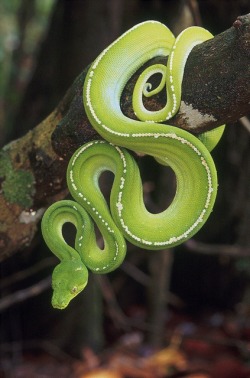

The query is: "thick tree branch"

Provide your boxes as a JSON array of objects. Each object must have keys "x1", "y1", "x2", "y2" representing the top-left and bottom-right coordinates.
[{"x1": 0, "y1": 14, "x2": 249, "y2": 260}]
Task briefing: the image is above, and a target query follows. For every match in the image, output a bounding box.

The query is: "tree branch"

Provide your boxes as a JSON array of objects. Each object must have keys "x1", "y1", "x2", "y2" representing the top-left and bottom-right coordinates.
[{"x1": 0, "y1": 14, "x2": 249, "y2": 260}]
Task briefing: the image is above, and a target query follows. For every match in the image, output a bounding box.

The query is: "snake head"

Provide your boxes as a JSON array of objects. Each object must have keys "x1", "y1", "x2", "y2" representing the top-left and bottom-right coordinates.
[{"x1": 51, "y1": 260, "x2": 88, "y2": 309}]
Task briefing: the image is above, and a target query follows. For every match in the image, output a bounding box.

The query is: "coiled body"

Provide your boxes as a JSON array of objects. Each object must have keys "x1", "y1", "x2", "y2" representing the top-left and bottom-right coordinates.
[{"x1": 42, "y1": 21, "x2": 224, "y2": 309}]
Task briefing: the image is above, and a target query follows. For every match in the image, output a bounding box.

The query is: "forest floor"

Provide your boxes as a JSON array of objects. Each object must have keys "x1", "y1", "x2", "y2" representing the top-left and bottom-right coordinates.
[{"x1": 1, "y1": 309, "x2": 250, "y2": 378}]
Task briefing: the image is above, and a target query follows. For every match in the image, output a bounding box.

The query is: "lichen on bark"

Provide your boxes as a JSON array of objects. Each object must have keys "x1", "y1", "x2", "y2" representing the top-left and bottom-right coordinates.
[{"x1": 0, "y1": 150, "x2": 35, "y2": 208}]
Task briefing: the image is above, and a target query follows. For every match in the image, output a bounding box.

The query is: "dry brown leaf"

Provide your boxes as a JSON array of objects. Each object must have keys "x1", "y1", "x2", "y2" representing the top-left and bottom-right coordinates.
[
  {"x1": 144, "y1": 346, "x2": 187, "y2": 375},
  {"x1": 80, "y1": 369, "x2": 123, "y2": 378}
]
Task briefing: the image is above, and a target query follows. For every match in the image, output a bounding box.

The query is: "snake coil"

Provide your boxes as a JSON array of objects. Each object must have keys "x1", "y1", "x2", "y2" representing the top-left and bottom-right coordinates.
[{"x1": 42, "y1": 21, "x2": 224, "y2": 309}]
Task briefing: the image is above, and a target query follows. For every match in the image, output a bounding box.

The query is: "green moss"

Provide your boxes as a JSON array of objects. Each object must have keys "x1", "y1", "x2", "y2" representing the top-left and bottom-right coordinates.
[
  {"x1": 0, "y1": 151, "x2": 35, "y2": 208},
  {"x1": 0, "y1": 151, "x2": 12, "y2": 176}
]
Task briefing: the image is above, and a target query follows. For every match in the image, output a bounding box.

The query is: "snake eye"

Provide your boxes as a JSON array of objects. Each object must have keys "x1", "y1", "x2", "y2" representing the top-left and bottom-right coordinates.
[{"x1": 71, "y1": 286, "x2": 78, "y2": 294}]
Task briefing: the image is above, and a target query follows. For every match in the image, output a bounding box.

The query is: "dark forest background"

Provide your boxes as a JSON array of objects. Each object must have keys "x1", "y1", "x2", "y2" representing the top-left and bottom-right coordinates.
[{"x1": 0, "y1": 0, "x2": 250, "y2": 377}]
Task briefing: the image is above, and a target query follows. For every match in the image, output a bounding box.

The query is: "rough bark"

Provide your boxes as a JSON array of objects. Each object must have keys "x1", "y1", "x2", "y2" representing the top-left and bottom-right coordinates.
[{"x1": 0, "y1": 14, "x2": 249, "y2": 261}]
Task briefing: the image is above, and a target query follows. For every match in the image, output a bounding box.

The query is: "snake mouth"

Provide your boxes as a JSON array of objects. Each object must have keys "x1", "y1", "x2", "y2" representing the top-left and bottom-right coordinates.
[{"x1": 52, "y1": 295, "x2": 70, "y2": 310}]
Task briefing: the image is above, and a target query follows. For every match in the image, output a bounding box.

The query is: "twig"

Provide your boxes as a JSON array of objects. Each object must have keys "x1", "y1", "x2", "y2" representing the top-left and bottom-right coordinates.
[
  {"x1": 0, "y1": 257, "x2": 55, "y2": 289},
  {"x1": 95, "y1": 274, "x2": 161, "y2": 332},
  {"x1": 94, "y1": 275, "x2": 130, "y2": 330},
  {"x1": 240, "y1": 116, "x2": 250, "y2": 133},
  {"x1": 185, "y1": 239, "x2": 250, "y2": 257},
  {"x1": 0, "y1": 276, "x2": 51, "y2": 312},
  {"x1": 121, "y1": 260, "x2": 151, "y2": 287},
  {"x1": 0, "y1": 339, "x2": 76, "y2": 362}
]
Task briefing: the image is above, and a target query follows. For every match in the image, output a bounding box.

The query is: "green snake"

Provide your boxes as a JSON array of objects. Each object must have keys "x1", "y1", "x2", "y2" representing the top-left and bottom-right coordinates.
[{"x1": 41, "y1": 21, "x2": 224, "y2": 309}]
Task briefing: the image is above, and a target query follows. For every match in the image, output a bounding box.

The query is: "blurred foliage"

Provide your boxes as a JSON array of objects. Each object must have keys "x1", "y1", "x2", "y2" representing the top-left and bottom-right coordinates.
[{"x1": 0, "y1": 0, "x2": 55, "y2": 144}]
